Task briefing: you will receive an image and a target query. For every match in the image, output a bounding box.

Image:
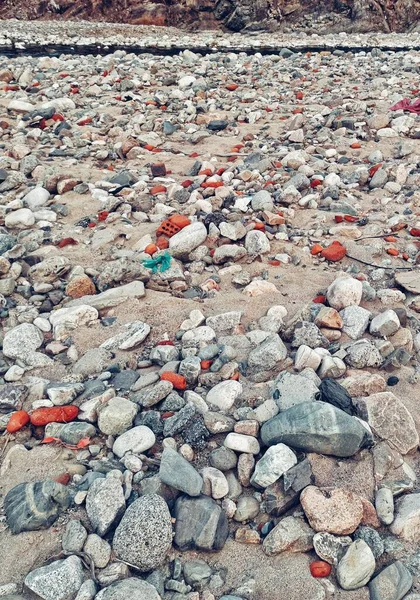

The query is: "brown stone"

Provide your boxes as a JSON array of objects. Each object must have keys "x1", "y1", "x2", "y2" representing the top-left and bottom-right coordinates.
[
  {"x1": 388, "y1": 327, "x2": 413, "y2": 351},
  {"x1": 57, "y1": 179, "x2": 80, "y2": 195},
  {"x1": 319, "y1": 327, "x2": 342, "y2": 342},
  {"x1": 234, "y1": 420, "x2": 259, "y2": 437},
  {"x1": 263, "y1": 211, "x2": 286, "y2": 226},
  {"x1": 360, "y1": 498, "x2": 381, "y2": 529},
  {"x1": 341, "y1": 371, "x2": 386, "y2": 397},
  {"x1": 237, "y1": 453, "x2": 255, "y2": 487},
  {"x1": 66, "y1": 275, "x2": 96, "y2": 299},
  {"x1": 300, "y1": 486, "x2": 363, "y2": 535},
  {"x1": 315, "y1": 307, "x2": 343, "y2": 330},
  {"x1": 0, "y1": 69, "x2": 14, "y2": 83},
  {"x1": 151, "y1": 163, "x2": 167, "y2": 177},
  {"x1": 235, "y1": 527, "x2": 261, "y2": 544},
  {"x1": 121, "y1": 137, "x2": 140, "y2": 156}
]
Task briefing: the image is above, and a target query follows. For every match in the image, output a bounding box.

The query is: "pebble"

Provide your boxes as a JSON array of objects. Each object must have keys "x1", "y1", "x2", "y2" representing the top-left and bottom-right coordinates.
[
  {"x1": 300, "y1": 486, "x2": 363, "y2": 535},
  {"x1": 369, "y1": 561, "x2": 413, "y2": 600},
  {"x1": 159, "y1": 447, "x2": 204, "y2": 496},
  {"x1": 263, "y1": 516, "x2": 314, "y2": 555},
  {"x1": 250, "y1": 443, "x2": 297, "y2": 488},
  {"x1": 86, "y1": 476, "x2": 125, "y2": 536},
  {"x1": 113, "y1": 494, "x2": 172, "y2": 571},
  {"x1": 336, "y1": 540, "x2": 376, "y2": 590},
  {"x1": 224, "y1": 432, "x2": 260, "y2": 455},
  {"x1": 112, "y1": 425, "x2": 156, "y2": 457},
  {"x1": 206, "y1": 380, "x2": 242, "y2": 411},
  {"x1": 4, "y1": 480, "x2": 71, "y2": 534},
  {"x1": 24, "y1": 556, "x2": 84, "y2": 600}
]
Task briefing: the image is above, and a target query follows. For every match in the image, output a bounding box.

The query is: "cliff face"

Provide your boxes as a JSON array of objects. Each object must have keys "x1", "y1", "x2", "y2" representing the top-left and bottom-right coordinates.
[{"x1": 0, "y1": 0, "x2": 419, "y2": 32}]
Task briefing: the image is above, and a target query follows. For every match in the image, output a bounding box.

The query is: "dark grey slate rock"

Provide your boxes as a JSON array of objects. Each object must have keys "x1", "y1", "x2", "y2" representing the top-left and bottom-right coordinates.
[
  {"x1": 261, "y1": 401, "x2": 372, "y2": 458},
  {"x1": 369, "y1": 561, "x2": 413, "y2": 600},
  {"x1": 110, "y1": 369, "x2": 140, "y2": 392},
  {"x1": 138, "y1": 474, "x2": 180, "y2": 508},
  {"x1": 263, "y1": 478, "x2": 299, "y2": 517},
  {"x1": 159, "y1": 447, "x2": 203, "y2": 496},
  {"x1": 207, "y1": 120, "x2": 229, "y2": 131},
  {"x1": 319, "y1": 378, "x2": 355, "y2": 415},
  {"x1": 135, "y1": 410, "x2": 163, "y2": 435},
  {"x1": 283, "y1": 458, "x2": 314, "y2": 493},
  {"x1": 183, "y1": 560, "x2": 212, "y2": 590},
  {"x1": 112, "y1": 494, "x2": 172, "y2": 572},
  {"x1": 0, "y1": 234, "x2": 17, "y2": 255},
  {"x1": 0, "y1": 384, "x2": 28, "y2": 413},
  {"x1": 174, "y1": 495, "x2": 228, "y2": 551},
  {"x1": 4, "y1": 480, "x2": 71, "y2": 534}
]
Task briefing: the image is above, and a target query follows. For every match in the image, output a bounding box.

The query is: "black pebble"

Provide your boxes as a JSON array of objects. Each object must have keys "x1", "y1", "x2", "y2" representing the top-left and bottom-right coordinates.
[{"x1": 387, "y1": 376, "x2": 399, "y2": 386}]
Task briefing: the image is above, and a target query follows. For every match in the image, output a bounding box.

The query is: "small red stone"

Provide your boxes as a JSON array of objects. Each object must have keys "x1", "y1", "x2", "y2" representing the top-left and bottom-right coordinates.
[
  {"x1": 320, "y1": 241, "x2": 346, "y2": 262},
  {"x1": 310, "y1": 179, "x2": 322, "y2": 188},
  {"x1": 310, "y1": 561, "x2": 332, "y2": 578},
  {"x1": 313, "y1": 295, "x2": 326, "y2": 304}
]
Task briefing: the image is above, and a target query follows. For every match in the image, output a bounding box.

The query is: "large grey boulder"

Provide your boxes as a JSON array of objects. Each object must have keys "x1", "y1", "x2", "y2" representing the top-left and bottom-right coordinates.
[{"x1": 261, "y1": 401, "x2": 372, "y2": 457}]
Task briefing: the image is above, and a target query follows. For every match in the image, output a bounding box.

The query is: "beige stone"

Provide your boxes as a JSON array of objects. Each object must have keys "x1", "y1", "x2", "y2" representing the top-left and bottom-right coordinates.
[{"x1": 300, "y1": 486, "x2": 363, "y2": 535}]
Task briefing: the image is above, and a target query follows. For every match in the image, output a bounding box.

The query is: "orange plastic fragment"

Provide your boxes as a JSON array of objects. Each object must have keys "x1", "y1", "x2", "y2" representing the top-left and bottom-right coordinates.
[
  {"x1": 226, "y1": 84, "x2": 239, "y2": 91},
  {"x1": 200, "y1": 360, "x2": 212, "y2": 370},
  {"x1": 410, "y1": 228, "x2": 420, "y2": 237},
  {"x1": 6, "y1": 410, "x2": 30, "y2": 433},
  {"x1": 181, "y1": 179, "x2": 194, "y2": 188},
  {"x1": 320, "y1": 241, "x2": 346, "y2": 262},
  {"x1": 253, "y1": 222, "x2": 265, "y2": 231},
  {"x1": 313, "y1": 295, "x2": 326, "y2": 304},
  {"x1": 310, "y1": 244, "x2": 323, "y2": 256},
  {"x1": 231, "y1": 372, "x2": 240, "y2": 381},
  {"x1": 150, "y1": 185, "x2": 167, "y2": 195},
  {"x1": 350, "y1": 142, "x2": 361, "y2": 149},
  {"x1": 30, "y1": 406, "x2": 79, "y2": 427},
  {"x1": 202, "y1": 181, "x2": 223, "y2": 189},
  {"x1": 160, "y1": 372, "x2": 187, "y2": 390},
  {"x1": 384, "y1": 236, "x2": 398, "y2": 243},
  {"x1": 386, "y1": 248, "x2": 399, "y2": 256},
  {"x1": 144, "y1": 244, "x2": 158, "y2": 255}
]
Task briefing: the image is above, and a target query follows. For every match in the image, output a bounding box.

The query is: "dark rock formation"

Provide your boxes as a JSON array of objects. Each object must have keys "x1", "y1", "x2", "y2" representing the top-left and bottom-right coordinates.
[{"x1": 0, "y1": 0, "x2": 419, "y2": 33}]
